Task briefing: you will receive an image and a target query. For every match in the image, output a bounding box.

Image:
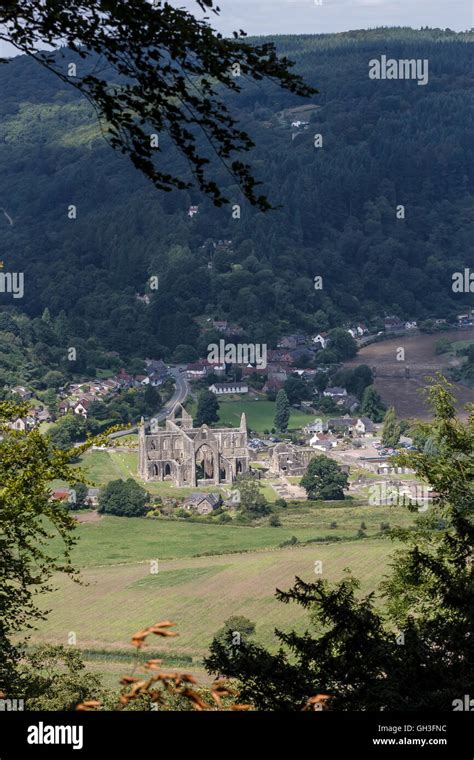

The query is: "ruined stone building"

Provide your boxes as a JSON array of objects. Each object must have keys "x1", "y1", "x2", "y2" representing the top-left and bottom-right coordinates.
[
  {"x1": 138, "y1": 405, "x2": 249, "y2": 487},
  {"x1": 269, "y1": 441, "x2": 315, "y2": 476}
]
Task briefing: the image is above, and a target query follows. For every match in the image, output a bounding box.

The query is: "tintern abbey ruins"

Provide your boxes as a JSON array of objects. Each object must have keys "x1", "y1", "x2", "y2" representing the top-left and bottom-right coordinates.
[{"x1": 138, "y1": 405, "x2": 249, "y2": 486}]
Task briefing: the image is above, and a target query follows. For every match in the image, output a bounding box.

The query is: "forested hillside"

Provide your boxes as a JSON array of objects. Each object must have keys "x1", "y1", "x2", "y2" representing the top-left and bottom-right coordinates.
[{"x1": 0, "y1": 28, "x2": 472, "y2": 363}]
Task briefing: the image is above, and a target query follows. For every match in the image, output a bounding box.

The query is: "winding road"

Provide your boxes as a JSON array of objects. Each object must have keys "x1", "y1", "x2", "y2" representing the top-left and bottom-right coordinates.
[{"x1": 108, "y1": 366, "x2": 189, "y2": 440}]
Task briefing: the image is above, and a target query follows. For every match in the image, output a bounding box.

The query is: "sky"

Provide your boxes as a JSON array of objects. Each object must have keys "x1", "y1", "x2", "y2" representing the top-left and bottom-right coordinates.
[
  {"x1": 177, "y1": 0, "x2": 473, "y2": 36},
  {"x1": 0, "y1": 0, "x2": 471, "y2": 57}
]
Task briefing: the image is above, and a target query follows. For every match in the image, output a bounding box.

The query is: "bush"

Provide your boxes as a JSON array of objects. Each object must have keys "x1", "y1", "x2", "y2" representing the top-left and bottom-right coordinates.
[
  {"x1": 98, "y1": 478, "x2": 148, "y2": 517},
  {"x1": 380, "y1": 521, "x2": 391, "y2": 532},
  {"x1": 274, "y1": 498, "x2": 288, "y2": 508},
  {"x1": 218, "y1": 512, "x2": 232, "y2": 523},
  {"x1": 330, "y1": 521, "x2": 338, "y2": 529},
  {"x1": 269, "y1": 514, "x2": 281, "y2": 527},
  {"x1": 279, "y1": 535, "x2": 298, "y2": 548}
]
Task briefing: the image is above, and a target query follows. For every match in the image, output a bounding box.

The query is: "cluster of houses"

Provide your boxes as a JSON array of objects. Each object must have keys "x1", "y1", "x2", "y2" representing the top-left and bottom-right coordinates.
[
  {"x1": 457, "y1": 309, "x2": 474, "y2": 326},
  {"x1": 304, "y1": 415, "x2": 376, "y2": 452},
  {"x1": 187, "y1": 309, "x2": 470, "y2": 396},
  {"x1": 57, "y1": 360, "x2": 168, "y2": 420},
  {"x1": 8, "y1": 360, "x2": 169, "y2": 429},
  {"x1": 209, "y1": 319, "x2": 244, "y2": 337},
  {"x1": 322, "y1": 385, "x2": 360, "y2": 413},
  {"x1": 181, "y1": 492, "x2": 222, "y2": 515},
  {"x1": 8, "y1": 386, "x2": 52, "y2": 432}
]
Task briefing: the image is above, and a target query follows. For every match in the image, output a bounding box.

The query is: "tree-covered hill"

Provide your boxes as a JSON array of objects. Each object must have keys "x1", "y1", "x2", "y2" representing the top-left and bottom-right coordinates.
[{"x1": 0, "y1": 28, "x2": 472, "y2": 361}]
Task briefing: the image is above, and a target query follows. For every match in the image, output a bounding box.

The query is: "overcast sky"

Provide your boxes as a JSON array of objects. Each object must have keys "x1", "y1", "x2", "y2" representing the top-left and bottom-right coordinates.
[
  {"x1": 0, "y1": 0, "x2": 471, "y2": 58},
  {"x1": 178, "y1": 0, "x2": 473, "y2": 36}
]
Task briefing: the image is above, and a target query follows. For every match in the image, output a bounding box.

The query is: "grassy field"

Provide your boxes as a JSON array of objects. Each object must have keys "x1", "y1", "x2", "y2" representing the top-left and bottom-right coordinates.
[
  {"x1": 217, "y1": 399, "x2": 315, "y2": 432},
  {"x1": 32, "y1": 533, "x2": 395, "y2": 663},
  {"x1": 49, "y1": 508, "x2": 391, "y2": 567}
]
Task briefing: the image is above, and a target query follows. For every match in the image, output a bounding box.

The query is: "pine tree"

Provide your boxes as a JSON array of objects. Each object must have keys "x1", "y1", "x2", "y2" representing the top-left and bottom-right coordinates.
[
  {"x1": 195, "y1": 390, "x2": 219, "y2": 427},
  {"x1": 382, "y1": 406, "x2": 401, "y2": 447},
  {"x1": 205, "y1": 379, "x2": 473, "y2": 711},
  {"x1": 360, "y1": 385, "x2": 385, "y2": 422},
  {"x1": 274, "y1": 390, "x2": 290, "y2": 432}
]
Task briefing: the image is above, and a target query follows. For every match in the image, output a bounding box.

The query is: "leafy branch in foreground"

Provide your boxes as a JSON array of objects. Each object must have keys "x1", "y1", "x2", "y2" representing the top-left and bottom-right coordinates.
[
  {"x1": 205, "y1": 378, "x2": 473, "y2": 710},
  {"x1": 0, "y1": 0, "x2": 316, "y2": 209},
  {"x1": 76, "y1": 620, "x2": 329, "y2": 711},
  {"x1": 77, "y1": 620, "x2": 251, "y2": 712},
  {"x1": 0, "y1": 400, "x2": 112, "y2": 691}
]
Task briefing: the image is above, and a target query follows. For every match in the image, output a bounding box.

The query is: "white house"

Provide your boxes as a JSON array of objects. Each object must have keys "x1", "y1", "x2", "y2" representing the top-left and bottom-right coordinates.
[
  {"x1": 309, "y1": 432, "x2": 337, "y2": 449},
  {"x1": 209, "y1": 382, "x2": 249, "y2": 395},
  {"x1": 312, "y1": 334, "x2": 329, "y2": 349},
  {"x1": 10, "y1": 417, "x2": 27, "y2": 431},
  {"x1": 354, "y1": 417, "x2": 375, "y2": 436},
  {"x1": 73, "y1": 398, "x2": 92, "y2": 418},
  {"x1": 304, "y1": 419, "x2": 325, "y2": 434},
  {"x1": 323, "y1": 386, "x2": 347, "y2": 398}
]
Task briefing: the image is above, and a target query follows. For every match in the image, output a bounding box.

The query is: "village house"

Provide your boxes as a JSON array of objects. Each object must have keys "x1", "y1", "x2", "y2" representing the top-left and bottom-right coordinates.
[
  {"x1": 405, "y1": 320, "x2": 418, "y2": 330},
  {"x1": 347, "y1": 324, "x2": 368, "y2": 339},
  {"x1": 323, "y1": 386, "x2": 347, "y2": 399},
  {"x1": 267, "y1": 349, "x2": 293, "y2": 365},
  {"x1": 353, "y1": 417, "x2": 375, "y2": 437},
  {"x1": 116, "y1": 369, "x2": 135, "y2": 389},
  {"x1": 186, "y1": 361, "x2": 208, "y2": 380},
  {"x1": 51, "y1": 488, "x2": 75, "y2": 504},
  {"x1": 145, "y1": 359, "x2": 168, "y2": 376},
  {"x1": 309, "y1": 439, "x2": 333, "y2": 453},
  {"x1": 384, "y1": 316, "x2": 405, "y2": 332},
  {"x1": 58, "y1": 400, "x2": 71, "y2": 416},
  {"x1": 207, "y1": 360, "x2": 226, "y2": 377},
  {"x1": 9, "y1": 416, "x2": 32, "y2": 432},
  {"x1": 263, "y1": 372, "x2": 287, "y2": 394},
  {"x1": 73, "y1": 398, "x2": 92, "y2": 418},
  {"x1": 327, "y1": 417, "x2": 357, "y2": 434},
  {"x1": 338, "y1": 393, "x2": 360, "y2": 413},
  {"x1": 241, "y1": 366, "x2": 266, "y2": 378},
  {"x1": 86, "y1": 487, "x2": 101, "y2": 506},
  {"x1": 287, "y1": 347, "x2": 315, "y2": 365},
  {"x1": 11, "y1": 385, "x2": 32, "y2": 401},
  {"x1": 309, "y1": 431, "x2": 337, "y2": 450},
  {"x1": 277, "y1": 334, "x2": 307, "y2": 350},
  {"x1": 209, "y1": 382, "x2": 249, "y2": 396},
  {"x1": 182, "y1": 492, "x2": 221, "y2": 515},
  {"x1": 33, "y1": 406, "x2": 52, "y2": 424},
  {"x1": 101, "y1": 378, "x2": 119, "y2": 393},
  {"x1": 312, "y1": 333, "x2": 329, "y2": 349},
  {"x1": 304, "y1": 419, "x2": 326, "y2": 435}
]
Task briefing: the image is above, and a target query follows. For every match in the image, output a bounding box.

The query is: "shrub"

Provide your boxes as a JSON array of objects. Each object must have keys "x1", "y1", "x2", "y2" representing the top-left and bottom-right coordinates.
[
  {"x1": 98, "y1": 478, "x2": 148, "y2": 517},
  {"x1": 279, "y1": 535, "x2": 298, "y2": 548}
]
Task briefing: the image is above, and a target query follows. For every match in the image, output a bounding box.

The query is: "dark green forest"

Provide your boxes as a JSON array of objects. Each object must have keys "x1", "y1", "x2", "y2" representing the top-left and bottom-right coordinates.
[{"x1": 0, "y1": 28, "x2": 472, "y2": 364}]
